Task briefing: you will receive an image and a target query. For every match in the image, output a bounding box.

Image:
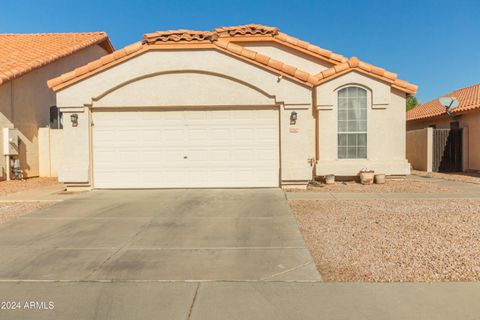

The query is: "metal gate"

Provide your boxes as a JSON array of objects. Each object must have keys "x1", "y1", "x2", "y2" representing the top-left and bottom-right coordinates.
[{"x1": 433, "y1": 128, "x2": 463, "y2": 172}]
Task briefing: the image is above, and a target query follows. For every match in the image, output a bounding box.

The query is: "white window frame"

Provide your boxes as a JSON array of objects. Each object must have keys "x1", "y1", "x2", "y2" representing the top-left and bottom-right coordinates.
[{"x1": 337, "y1": 86, "x2": 368, "y2": 159}]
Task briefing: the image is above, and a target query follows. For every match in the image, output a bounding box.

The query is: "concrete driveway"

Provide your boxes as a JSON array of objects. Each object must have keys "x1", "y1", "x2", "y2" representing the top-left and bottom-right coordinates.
[
  {"x1": 1, "y1": 188, "x2": 479, "y2": 319},
  {"x1": 0, "y1": 188, "x2": 320, "y2": 281}
]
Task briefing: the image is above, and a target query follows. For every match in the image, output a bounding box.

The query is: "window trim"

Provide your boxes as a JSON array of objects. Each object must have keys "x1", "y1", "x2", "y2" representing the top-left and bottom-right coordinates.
[{"x1": 336, "y1": 85, "x2": 369, "y2": 160}]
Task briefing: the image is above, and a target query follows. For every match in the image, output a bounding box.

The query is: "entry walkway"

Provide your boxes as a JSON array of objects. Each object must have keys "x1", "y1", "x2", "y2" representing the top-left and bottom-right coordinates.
[
  {"x1": 287, "y1": 175, "x2": 480, "y2": 200},
  {"x1": 287, "y1": 191, "x2": 480, "y2": 200}
]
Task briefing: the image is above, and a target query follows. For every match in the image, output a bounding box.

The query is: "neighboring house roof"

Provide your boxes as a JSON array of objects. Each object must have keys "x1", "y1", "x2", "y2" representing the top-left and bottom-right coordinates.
[
  {"x1": 48, "y1": 24, "x2": 417, "y2": 95},
  {"x1": 407, "y1": 83, "x2": 480, "y2": 121},
  {"x1": 0, "y1": 32, "x2": 114, "y2": 85}
]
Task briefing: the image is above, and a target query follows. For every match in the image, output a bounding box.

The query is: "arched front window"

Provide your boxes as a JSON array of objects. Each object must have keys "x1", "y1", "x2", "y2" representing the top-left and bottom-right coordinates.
[{"x1": 337, "y1": 87, "x2": 367, "y2": 159}]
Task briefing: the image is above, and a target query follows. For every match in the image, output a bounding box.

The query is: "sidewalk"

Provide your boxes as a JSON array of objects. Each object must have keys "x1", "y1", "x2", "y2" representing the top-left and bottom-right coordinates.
[
  {"x1": 0, "y1": 184, "x2": 79, "y2": 202},
  {"x1": 287, "y1": 175, "x2": 480, "y2": 200},
  {"x1": 0, "y1": 281, "x2": 478, "y2": 320},
  {"x1": 287, "y1": 191, "x2": 480, "y2": 200}
]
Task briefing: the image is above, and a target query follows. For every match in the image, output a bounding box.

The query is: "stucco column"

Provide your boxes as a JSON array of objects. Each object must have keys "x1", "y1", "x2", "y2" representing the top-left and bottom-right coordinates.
[
  {"x1": 280, "y1": 103, "x2": 314, "y2": 183},
  {"x1": 462, "y1": 126, "x2": 469, "y2": 171},
  {"x1": 58, "y1": 106, "x2": 91, "y2": 186},
  {"x1": 426, "y1": 127, "x2": 433, "y2": 172}
]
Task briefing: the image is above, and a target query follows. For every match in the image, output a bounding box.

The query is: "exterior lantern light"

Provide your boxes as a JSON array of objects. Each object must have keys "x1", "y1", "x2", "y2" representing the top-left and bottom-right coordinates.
[
  {"x1": 70, "y1": 114, "x2": 79, "y2": 127},
  {"x1": 290, "y1": 111, "x2": 298, "y2": 125}
]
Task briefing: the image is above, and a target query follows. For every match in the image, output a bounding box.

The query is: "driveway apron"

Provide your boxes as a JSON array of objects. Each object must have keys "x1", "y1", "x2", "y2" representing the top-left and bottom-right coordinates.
[{"x1": 0, "y1": 189, "x2": 320, "y2": 281}]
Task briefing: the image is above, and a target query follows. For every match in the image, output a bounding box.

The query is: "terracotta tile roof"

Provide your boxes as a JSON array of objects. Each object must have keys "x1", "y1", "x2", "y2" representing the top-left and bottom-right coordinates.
[
  {"x1": 48, "y1": 25, "x2": 416, "y2": 95},
  {"x1": 314, "y1": 57, "x2": 417, "y2": 95},
  {"x1": 214, "y1": 24, "x2": 279, "y2": 37},
  {"x1": 213, "y1": 40, "x2": 317, "y2": 85},
  {"x1": 407, "y1": 83, "x2": 480, "y2": 121},
  {"x1": 274, "y1": 32, "x2": 347, "y2": 63},
  {"x1": 48, "y1": 31, "x2": 317, "y2": 90},
  {"x1": 0, "y1": 32, "x2": 113, "y2": 85},
  {"x1": 47, "y1": 41, "x2": 145, "y2": 89},
  {"x1": 143, "y1": 30, "x2": 217, "y2": 43},
  {"x1": 213, "y1": 24, "x2": 347, "y2": 65}
]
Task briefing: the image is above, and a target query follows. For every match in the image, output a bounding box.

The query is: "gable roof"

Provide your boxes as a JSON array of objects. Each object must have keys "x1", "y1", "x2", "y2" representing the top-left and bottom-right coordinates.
[
  {"x1": 48, "y1": 25, "x2": 416, "y2": 95},
  {"x1": 48, "y1": 29, "x2": 318, "y2": 90},
  {"x1": 0, "y1": 32, "x2": 113, "y2": 86},
  {"x1": 315, "y1": 57, "x2": 417, "y2": 95},
  {"x1": 407, "y1": 83, "x2": 480, "y2": 121}
]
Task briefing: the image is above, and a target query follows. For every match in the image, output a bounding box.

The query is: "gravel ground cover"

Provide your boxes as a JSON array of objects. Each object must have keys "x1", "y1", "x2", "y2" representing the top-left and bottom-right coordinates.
[
  {"x1": 0, "y1": 177, "x2": 59, "y2": 196},
  {"x1": 0, "y1": 202, "x2": 56, "y2": 224},
  {"x1": 290, "y1": 199, "x2": 480, "y2": 282},
  {"x1": 412, "y1": 170, "x2": 480, "y2": 184},
  {"x1": 0, "y1": 178, "x2": 60, "y2": 224},
  {"x1": 286, "y1": 179, "x2": 458, "y2": 193}
]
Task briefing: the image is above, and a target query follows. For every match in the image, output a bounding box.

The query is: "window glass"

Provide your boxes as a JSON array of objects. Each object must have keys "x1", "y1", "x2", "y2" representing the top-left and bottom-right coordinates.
[{"x1": 337, "y1": 87, "x2": 367, "y2": 159}]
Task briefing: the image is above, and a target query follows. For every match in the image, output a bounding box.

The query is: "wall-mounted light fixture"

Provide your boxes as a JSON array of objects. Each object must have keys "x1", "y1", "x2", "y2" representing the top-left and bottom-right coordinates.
[
  {"x1": 290, "y1": 111, "x2": 298, "y2": 125},
  {"x1": 70, "y1": 114, "x2": 79, "y2": 127}
]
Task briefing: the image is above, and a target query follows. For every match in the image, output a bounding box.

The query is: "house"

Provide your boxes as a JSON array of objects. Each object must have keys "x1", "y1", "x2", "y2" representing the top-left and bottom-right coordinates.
[
  {"x1": 406, "y1": 83, "x2": 480, "y2": 172},
  {"x1": 47, "y1": 24, "x2": 417, "y2": 189},
  {"x1": 0, "y1": 32, "x2": 114, "y2": 178}
]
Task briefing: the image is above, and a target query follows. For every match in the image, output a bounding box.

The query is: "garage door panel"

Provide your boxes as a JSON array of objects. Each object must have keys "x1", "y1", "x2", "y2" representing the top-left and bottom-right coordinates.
[
  {"x1": 188, "y1": 129, "x2": 208, "y2": 140},
  {"x1": 93, "y1": 109, "x2": 279, "y2": 188}
]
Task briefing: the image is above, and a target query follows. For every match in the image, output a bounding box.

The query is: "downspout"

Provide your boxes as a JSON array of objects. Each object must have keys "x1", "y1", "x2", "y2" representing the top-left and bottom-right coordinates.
[
  {"x1": 312, "y1": 87, "x2": 319, "y2": 178},
  {"x1": 5, "y1": 80, "x2": 15, "y2": 180},
  {"x1": 9, "y1": 79, "x2": 16, "y2": 124}
]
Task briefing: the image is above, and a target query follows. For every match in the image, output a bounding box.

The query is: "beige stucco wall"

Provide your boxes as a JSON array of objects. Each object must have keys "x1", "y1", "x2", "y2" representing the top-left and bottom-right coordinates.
[
  {"x1": 56, "y1": 49, "x2": 315, "y2": 187},
  {"x1": 38, "y1": 128, "x2": 64, "y2": 177},
  {"x1": 93, "y1": 72, "x2": 276, "y2": 107},
  {"x1": 0, "y1": 44, "x2": 109, "y2": 178},
  {"x1": 407, "y1": 111, "x2": 480, "y2": 171},
  {"x1": 315, "y1": 71, "x2": 410, "y2": 176},
  {"x1": 240, "y1": 41, "x2": 332, "y2": 74},
  {"x1": 406, "y1": 128, "x2": 433, "y2": 171}
]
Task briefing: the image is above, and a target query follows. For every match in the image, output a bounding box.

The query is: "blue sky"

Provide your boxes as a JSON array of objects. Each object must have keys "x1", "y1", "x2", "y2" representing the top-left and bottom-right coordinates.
[{"x1": 1, "y1": 0, "x2": 479, "y2": 103}]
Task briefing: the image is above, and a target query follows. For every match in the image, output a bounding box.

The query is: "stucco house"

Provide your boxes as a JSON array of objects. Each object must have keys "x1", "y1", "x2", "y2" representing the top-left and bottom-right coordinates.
[
  {"x1": 48, "y1": 24, "x2": 417, "y2": 189},
  {"x1": 0, "y1": 32, "x2": 113, "y2": 178},
  {"x1": 407, "y1": 83, "x2": 480, "y2": 172}
]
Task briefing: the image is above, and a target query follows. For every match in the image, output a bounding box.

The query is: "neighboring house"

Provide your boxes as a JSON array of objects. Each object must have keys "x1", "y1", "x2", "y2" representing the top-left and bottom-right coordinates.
[
  {"x1": 48, "y1": 24, "x2": 417, "y2": 189},
  {"x1": 0, "y1": 32, "x2": 114, "y2": 178},
  {"x1": 407, "y1": 83, "x2": 480, "y2": 172}
]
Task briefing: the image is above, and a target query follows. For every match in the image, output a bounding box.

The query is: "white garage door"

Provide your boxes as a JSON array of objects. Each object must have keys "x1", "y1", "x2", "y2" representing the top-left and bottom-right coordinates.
[{"x1": 92, "y1": 108, "x2": 279, "y2": 188}]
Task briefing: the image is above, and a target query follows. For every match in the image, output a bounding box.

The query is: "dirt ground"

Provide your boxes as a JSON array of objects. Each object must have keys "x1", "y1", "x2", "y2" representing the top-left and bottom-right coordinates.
[
  {"x1": 286, "y1": 179, "x2": 458, "y2": 193},
  {"x1": 291, "y1": 199, "x2": 480, "y2": 282},
  {"x1": 0, "y1": 177, "x2": 59, "y2": 196}
]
